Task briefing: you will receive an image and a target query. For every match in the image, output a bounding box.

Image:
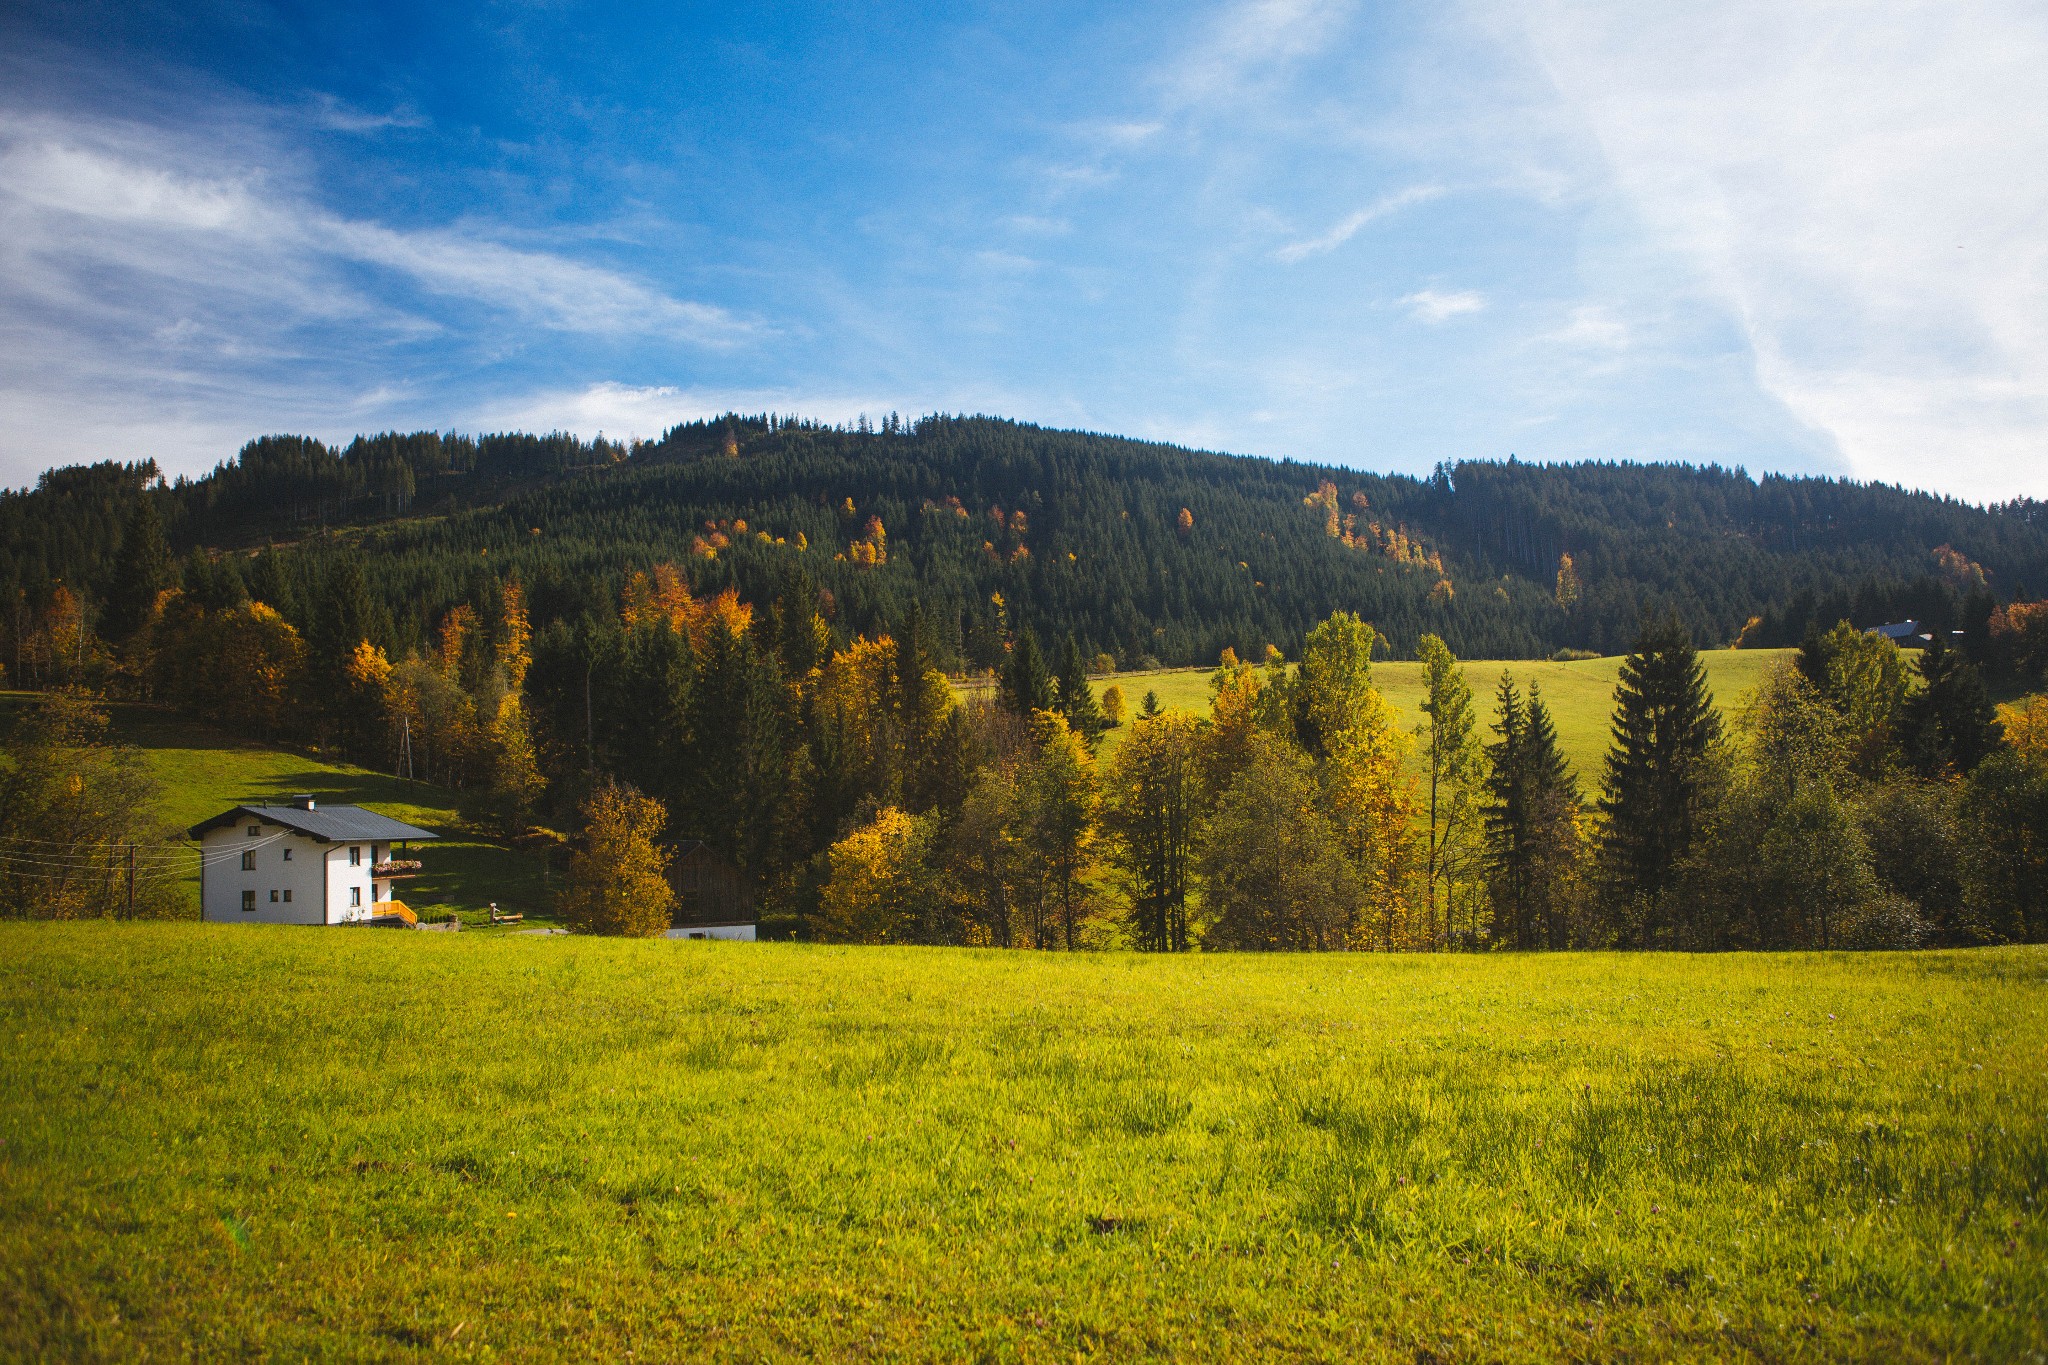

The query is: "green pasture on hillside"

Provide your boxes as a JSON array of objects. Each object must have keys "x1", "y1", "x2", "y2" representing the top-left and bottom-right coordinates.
[
  {"x1": 968, "y1": 648, "x2": 1793, "y2": 778},
  {"x1": 1, "y1": 923, "x2": 2041, "y2": 1361},
  {"x1": 0, "y1": 694, "x2": 555, "y2": 926}
]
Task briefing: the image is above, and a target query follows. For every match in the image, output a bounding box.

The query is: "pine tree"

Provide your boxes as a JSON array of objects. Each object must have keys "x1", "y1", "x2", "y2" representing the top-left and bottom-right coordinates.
[
  {"x1": 101, "y1": 499, "x2": 171, "y2": 644},
  {"x1": 1002, "y1": 628, "x2": 1054, "y2": 715},
  {"x1": 308, "y1": 554, "x2": 376, "y2": 753},
  {"x1": 1902, "y1": 635, "x2": 2001, "y2": 776},
  {"x1": 1596, "y1": 614, "x2": 1722, "y2": 944},
  {"x1": 1483, "y1": 677, "x2": 1580, "y2": 949},
  {"x1": 1055, "y1": 632, "x2": 1105, "y2": 741}
]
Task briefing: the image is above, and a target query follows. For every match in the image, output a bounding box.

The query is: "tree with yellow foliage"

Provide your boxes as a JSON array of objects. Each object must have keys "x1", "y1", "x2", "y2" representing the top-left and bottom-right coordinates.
[
  {"x1": 1099, "y1": 684, "x2": 1126, "y2": 729},
  {"x1": 557, "y1": 782, "x2": 675, "y2": 936},
  {"x1": 1279, "y1": 612, "x2": 1419, "y2": 947},
  {"x1": 815, "y1": 805, "x2": 936, "y2": 943}
]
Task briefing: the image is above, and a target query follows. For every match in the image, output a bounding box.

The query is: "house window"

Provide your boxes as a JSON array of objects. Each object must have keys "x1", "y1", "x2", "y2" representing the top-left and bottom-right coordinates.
[
  {"x1": 270, "y1": 890, "x2": 279, "y2": 903},
  {"x1": 240, "y1": 851, "x2": 255, "y2": 871},
  {"x1": 349, "y1": 887, "x2": 361, "y2": 908},
  {"x1": 283, "y1": 889, "x2": 292, "y2": 903},
  {"x1": 349, "y1": 846, "x2": 361, "y2": 866},
  {"x1": 247, "y1": 825, "x2": 260, "y2": 837},
  {"x1": 241, "y1": 890, "x2": 256, "y2": 912},
  {"x1": 282, "y1": 847, "x2": 292, "y2": 862}
]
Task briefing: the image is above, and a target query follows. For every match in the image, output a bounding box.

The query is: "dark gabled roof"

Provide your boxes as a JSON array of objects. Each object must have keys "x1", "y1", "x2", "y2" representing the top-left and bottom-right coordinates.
[{"x1": 188, "y1": 804, "x2": 440, "y2": 843}]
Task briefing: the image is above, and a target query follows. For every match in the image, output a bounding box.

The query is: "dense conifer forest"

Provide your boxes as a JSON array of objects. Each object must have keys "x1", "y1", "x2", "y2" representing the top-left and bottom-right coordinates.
[{"x1": 6, "y1": 414, "x2": 2047, "y2": 672}]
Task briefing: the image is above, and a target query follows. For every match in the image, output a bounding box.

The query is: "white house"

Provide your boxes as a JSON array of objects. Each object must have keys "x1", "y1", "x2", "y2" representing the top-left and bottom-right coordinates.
[{"x1": 190, "y1": 796, "x2": 437, "y2": 925}]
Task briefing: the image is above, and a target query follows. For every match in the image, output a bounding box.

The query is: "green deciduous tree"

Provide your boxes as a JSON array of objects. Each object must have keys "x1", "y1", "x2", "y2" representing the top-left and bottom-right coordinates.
[
  {"x1": 1199, "y1": 734, "x2": 1358, "y2": 951},
  {"x1": 1101, "y1": 708, "x2": 1200, "y2": 951},
  {"x1": 1415, "y1": 634, "x2": 1482, "y2": 949}
]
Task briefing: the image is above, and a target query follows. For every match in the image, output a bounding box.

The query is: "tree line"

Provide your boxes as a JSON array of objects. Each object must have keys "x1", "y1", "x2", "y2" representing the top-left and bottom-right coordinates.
[
  {"x1": 9, "y1": 417, "x2": 2048, "y2": 688},
  {"x1": 4, "y1": 514, "x2": 2044, "y2": 945}
]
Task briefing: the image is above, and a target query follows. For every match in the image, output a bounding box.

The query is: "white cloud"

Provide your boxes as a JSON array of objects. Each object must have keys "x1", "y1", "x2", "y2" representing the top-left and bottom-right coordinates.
[
  {"x1": 1510, "y1": 0, "x2": 2048, "y2": 501},
  {"x1": 0, "y1": 124, "x2": 752, "y2": 343},
  {"x1": 308, "y1": 94, "x2": 428, "y2": 134},
  {"x1": 1275, "y1": 184, "x2": 1442, "y2": 262},
  {"x1": 472, "y1": 382, "x2": 954, "y2": 444},
  {"x1": 0, "y1": 109, "x2": 761, "y2": 482},
  {"x1": 1400, "y1": 288, "x2": 1486, "y2": 323}
]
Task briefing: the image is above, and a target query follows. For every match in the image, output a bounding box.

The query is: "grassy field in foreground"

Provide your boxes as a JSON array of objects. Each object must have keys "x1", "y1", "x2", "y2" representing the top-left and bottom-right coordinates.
[
  {"x1": 2, "y1": 924, "x2": 2041, "y2": 1361},
  {"x1": 0, "y1": 694, "x2": 556, "y2": 927},
  {"x1": 968, "y1": 649, "x2": 1793, "y2": 777}
]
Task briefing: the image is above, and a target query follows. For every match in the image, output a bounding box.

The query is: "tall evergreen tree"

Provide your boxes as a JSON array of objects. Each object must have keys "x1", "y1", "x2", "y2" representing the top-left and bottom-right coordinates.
[
  {"x1": 1055, "y1": 632, "x2": 1105, "y2": 741},
  {"x1": 1596, "y1": 614, "x2": 1722, "y2": 944},
  {"x1": 308, "y1": 554, "x2": 377, "y2": 755},
  {"x1": 1001, "y1": 628, "x2": 1054, "y2": 715},
  {"x1": 1484, "y1": 677, "x2": 1582, "y2": 949},
  {"x1": 1901, "y1": 635, "x2": 2002, "y2": 776},
  {"x1": 101, "y1": 499, "x2": 171, "y2": 644}
]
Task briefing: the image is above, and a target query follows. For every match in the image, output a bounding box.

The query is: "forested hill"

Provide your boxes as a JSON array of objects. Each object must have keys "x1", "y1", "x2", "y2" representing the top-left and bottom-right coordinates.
[{"x1": 6, "y1": 413, "x2": 2046, "y2": 669}]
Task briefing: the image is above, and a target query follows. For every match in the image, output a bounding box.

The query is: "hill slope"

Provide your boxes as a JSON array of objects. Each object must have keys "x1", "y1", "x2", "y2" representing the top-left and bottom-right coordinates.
[{"x1": 5, "y1": 416, "x2": 2044, "y2": 669}]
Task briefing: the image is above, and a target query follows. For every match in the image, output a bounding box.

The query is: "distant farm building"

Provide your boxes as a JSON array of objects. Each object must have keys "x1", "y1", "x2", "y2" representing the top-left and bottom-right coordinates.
[
  {"x1": 190, "y1": 796, "x2": 437, "y2": 925},
  {"x1": 1866, "y1": 621, "x2": 1964, "y2": 650},
  {"x1": 664, "y1": 840, "x2": 757, "y2": 941}
]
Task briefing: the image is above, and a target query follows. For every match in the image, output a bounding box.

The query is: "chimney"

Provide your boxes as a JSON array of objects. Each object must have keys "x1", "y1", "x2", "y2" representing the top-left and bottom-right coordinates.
[{"x1": 291, "y1": 795, "x2": 317, "y2": 811}]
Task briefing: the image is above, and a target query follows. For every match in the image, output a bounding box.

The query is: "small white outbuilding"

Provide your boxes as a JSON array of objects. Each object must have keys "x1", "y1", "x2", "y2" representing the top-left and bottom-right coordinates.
[{"x1": 190, "y1": 796, "x2": 437, "y2": 925}]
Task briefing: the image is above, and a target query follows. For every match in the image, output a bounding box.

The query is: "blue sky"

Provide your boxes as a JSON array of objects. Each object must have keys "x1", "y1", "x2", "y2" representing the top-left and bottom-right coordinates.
[{"x1": 2, "y1": 1, "x2": 2044, "y2": 500}]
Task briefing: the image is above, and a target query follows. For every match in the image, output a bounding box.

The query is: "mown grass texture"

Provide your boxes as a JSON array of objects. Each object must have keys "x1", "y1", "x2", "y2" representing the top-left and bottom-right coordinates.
[{"x1": 1, "y1": 924, "x2": 2042, "y2": 1361}]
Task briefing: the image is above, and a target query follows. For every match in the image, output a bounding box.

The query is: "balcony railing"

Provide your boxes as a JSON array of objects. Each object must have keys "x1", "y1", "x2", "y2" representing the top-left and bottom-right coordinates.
[{"x1": 371, "y1": 860, "x2": 422, "y2": 878}]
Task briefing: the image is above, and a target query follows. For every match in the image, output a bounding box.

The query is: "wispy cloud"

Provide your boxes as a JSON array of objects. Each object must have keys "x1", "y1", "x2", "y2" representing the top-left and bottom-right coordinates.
[
  {"x1": 473, "y1": 382, "x2": 962, "y2": 443},
  {"x1": 1544, "y1": 305, "x2": 1629, "y2": 351},
  {"x1": 1510, "y1": 0, "x2": 2048, "y2": 500},
  {"x1": 309, "y1": 93, "x2": 428, "y2": 134},
  {"x1": 1275, "y1": 184, "x2": 1442, "y2": 262},
  {"x1": 1400, "y1": 288, "x2": 1486, "y2": 323},
  {"x1": 0, "y1": 108, "x2": 763, "y2": 481},
  {"x1": 0, "y1": 123, "x2": 753, "y2": 342}
]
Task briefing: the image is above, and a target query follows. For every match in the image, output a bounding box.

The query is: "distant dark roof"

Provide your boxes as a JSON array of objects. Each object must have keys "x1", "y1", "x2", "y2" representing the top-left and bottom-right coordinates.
[{"x1": 188, "y1": 804, "x2": 440, "y2": 842}]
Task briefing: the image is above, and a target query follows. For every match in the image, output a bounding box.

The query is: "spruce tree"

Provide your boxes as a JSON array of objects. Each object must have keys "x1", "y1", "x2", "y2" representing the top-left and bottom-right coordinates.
[
  {"x1": 308, "y1": 554, "x2": 376, "y2": 753},
  {"x1": 102, "y1": 499, "x2": 171, "y2": 643},
  {"x1": 1055, "y1": 632, "x2": 1105, "y2": 741},
  {"x1": 1596, "y1": 614, "x2": 1722, "y2": 944},
  {"x1": 1483, "y1": 674, "x2": 1531, "y2": 948},
  {"x1": 1902, "y1": 636, "x2": 2001, "y2": 776},
  {"x1": 1002, "y1": 628, "x2": 1054, "y2": 715},
  {"x1": 1521, "y1": 684, "x2": 1582, "y2": 949}
]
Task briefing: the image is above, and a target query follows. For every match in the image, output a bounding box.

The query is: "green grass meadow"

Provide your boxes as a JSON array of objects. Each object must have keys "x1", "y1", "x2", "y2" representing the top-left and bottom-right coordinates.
[
  {"x1": 2, "y1": 923, "x2": 2042, "y2": 1361},
  {"x1": 985, "y1": 648, "x2": 1793, "y2": 777}
]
